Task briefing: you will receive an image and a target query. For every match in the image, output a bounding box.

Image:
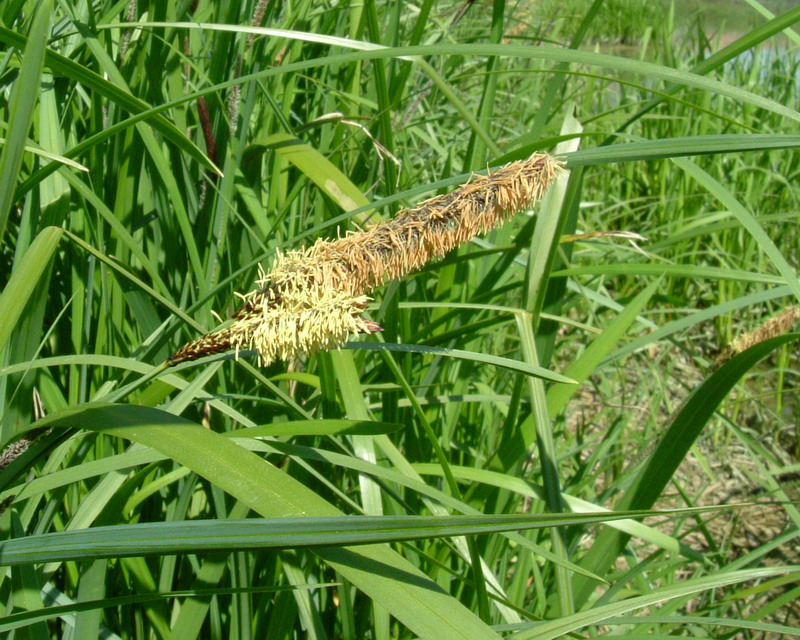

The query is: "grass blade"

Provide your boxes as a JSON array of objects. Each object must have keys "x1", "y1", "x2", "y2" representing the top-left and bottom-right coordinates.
[
  {"x1": 572, "y1": 334, "x2": 800, "y2": 606},
  {"x1": 32, "y1": 403, "x2": 504, "y2": 640},
  {"x1": 0, "y1": 0, "x2": 53, "y2": 248},
  {"x1": 0, "y1": 227, "x2": 62, "y2": 355},
  {"x1": 346, "y1": 342, "x2": 576, "y2": 384}
]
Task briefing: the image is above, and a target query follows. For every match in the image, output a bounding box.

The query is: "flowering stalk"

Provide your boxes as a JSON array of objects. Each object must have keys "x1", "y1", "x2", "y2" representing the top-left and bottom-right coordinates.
[
  {"x1": 715, "y1": 306, "x2": 800, "y2": 368},
  {"x1": 169, "y1": 153, "x2": 563, "y2": 366}
]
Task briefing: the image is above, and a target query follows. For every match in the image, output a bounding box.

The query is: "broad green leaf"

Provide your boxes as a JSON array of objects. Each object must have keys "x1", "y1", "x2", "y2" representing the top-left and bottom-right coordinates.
[
  {"x1": 0, "y1": 508, "x2": 723, "y2": 566},
  {"x1": 31, "y1": 403, "x2": 503, "y2": 640}
]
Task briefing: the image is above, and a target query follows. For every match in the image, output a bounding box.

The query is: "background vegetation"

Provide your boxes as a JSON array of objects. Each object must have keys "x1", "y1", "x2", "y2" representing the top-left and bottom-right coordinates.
[
  {"x1": 1, "y1": 0, "x2": 798, "y2": 638},
  {"x1": 538, "y1": 0, "x2": 800, "y2": 42}
]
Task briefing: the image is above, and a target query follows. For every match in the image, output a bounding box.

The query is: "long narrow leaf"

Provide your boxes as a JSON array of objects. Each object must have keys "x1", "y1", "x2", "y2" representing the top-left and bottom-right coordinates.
[
  {"x1": 30, "y1": 403, "x2": 503, "y2": 640},
  {"x1": 0, "y1": 227, "x2": 62, "y2": 354},
  {"x1": 0, "y1": 0, "x2": 53, "y2": 249},
  {"x1": 572, "y1": 334, "x2": 800, "y2": 606},
  {"x1": 0, "y1": 508, "x2": 727, "y2": 566}
]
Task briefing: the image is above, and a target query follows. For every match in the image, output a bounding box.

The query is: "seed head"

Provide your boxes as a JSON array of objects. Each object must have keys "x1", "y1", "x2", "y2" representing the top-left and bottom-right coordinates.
[
  {"x1": 716, "y1": 306, "x2": 800, "y2": 368},
  {"x1": 168, "y1": 153, "x2": 563, "y2": 367}
]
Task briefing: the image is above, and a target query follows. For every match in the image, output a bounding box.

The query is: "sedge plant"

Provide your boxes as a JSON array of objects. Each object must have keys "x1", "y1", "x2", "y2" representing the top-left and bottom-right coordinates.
[{"x1": 0, "y1": 1, "x2": 799, "y2": 639}]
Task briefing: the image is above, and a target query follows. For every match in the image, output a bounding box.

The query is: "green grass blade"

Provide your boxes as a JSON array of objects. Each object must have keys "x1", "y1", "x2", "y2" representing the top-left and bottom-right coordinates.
[
  {"x1": 0, "y1": 509, "x2": 722, "y2": 566},
  {"x1": 606, "y1": 614, "x2": 800, "y2": 638},
  {"x1": 515, "y1": 316, "x2": 573, "y2": 615},
  {"x1": 31, "y1": 403, "x2": 504, "y2": 640},
  {"x1": 511, "y1": 568, "x2": 800, "y2": 640},
  {"x1": 602, "y1": 286, "x2": 793, "y2": 365},
  {"x1": 0, "y1": 0, "x2": 53, "y2": 248},
  {"x1": 414, "y1": 464, "x2": 698, "y2": 558},
  {"x1": 238, "y1": 419, "x2": 403, "y2": 437},
  {"x1": 8, "y1": 513, "x2": 50, "y2": 640},
  {"x1": 345, "y1": 342, "x2": 576, "y2": 384},
  {"x1": 604, "y1": 4, "x2": 800, "y2": 136},
  {"x1": 0, "y1": 227, "x2": 62, "y2": 355},
  {"x1": 546, "y1": 278, "x2": 660, "y2": 418},
  {"x1": 0, "y1": 137, "x2": 88, "y2": 172},
  {"x1": 0, "y1": 582, "x2": 297, "y2": 636},
  {"x1": 564, "y1": 134, "x2": 800, "y2": 166},
  {"x1": 76, "y1": 25, "x2": 800, "y2": 123},
  {"x1": 572, "y1": 334, "x2": 800, "y2": 607},
  {"x1": 551, "y1": 263, "x2": 785, "y2": 285},
  {"x1": 673, "y1": 156, "x2": 800, "y2": 303},
  {"x1": 248, "y1": 133, "x2": 371, "y2": 217},
  {"x1": 0, "y1": 25, "x2": 220, "y2": 177},
  {"x1": 629, "y1": 334, "x2": 800, "y2": 511}
]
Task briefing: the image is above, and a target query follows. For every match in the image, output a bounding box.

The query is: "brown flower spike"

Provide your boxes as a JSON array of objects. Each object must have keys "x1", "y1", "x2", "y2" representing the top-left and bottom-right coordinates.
[
  {"x1": 169, "y1": 153, "x2": 563, "y2": 366},
  {"x1": 715, "y1": 305, "x2": 800, "y2": 368}
]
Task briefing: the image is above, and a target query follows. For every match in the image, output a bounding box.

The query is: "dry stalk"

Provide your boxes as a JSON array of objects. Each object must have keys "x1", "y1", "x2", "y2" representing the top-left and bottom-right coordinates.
[{"x1": 169, "y1": 153, "x2": 563, "y2": 367}]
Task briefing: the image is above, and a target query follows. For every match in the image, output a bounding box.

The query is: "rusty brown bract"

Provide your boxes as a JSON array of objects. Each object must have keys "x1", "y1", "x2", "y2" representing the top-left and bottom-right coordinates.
[{"x1": 168, "y1": 153, "x2": 563, "y2": 367}]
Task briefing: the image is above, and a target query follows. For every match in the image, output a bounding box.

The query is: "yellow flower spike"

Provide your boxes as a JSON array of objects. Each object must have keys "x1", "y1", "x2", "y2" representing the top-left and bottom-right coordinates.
[
  {"x1": 237, "y1": 289, "x2": 373, "y2": 366},
  {"x1": 168, "y1": 153, "x2": 563, "y2": 367}
]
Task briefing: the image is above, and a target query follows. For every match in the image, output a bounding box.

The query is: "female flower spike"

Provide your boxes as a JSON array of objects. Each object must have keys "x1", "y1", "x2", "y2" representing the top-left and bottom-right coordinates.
[{"x1": 169, "y1": 153, "x2": 563, "y2": 366}]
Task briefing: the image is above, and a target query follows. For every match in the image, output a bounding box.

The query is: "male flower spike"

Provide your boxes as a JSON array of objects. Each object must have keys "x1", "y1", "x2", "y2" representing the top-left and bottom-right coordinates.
[{"x1": 169, "y1": 153, "x2": 563, "y2": 367}]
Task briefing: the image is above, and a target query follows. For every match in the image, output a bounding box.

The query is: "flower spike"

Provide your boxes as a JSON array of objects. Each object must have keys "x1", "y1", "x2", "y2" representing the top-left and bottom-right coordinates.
[{"x1": 169, "y1": 153, "x2": 563, "y2": 366}]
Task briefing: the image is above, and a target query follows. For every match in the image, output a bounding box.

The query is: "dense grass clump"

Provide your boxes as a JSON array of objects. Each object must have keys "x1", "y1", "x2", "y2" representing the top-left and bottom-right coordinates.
[{"x1": 1, "y1": 1, "x2": 799, "y2": 638}]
